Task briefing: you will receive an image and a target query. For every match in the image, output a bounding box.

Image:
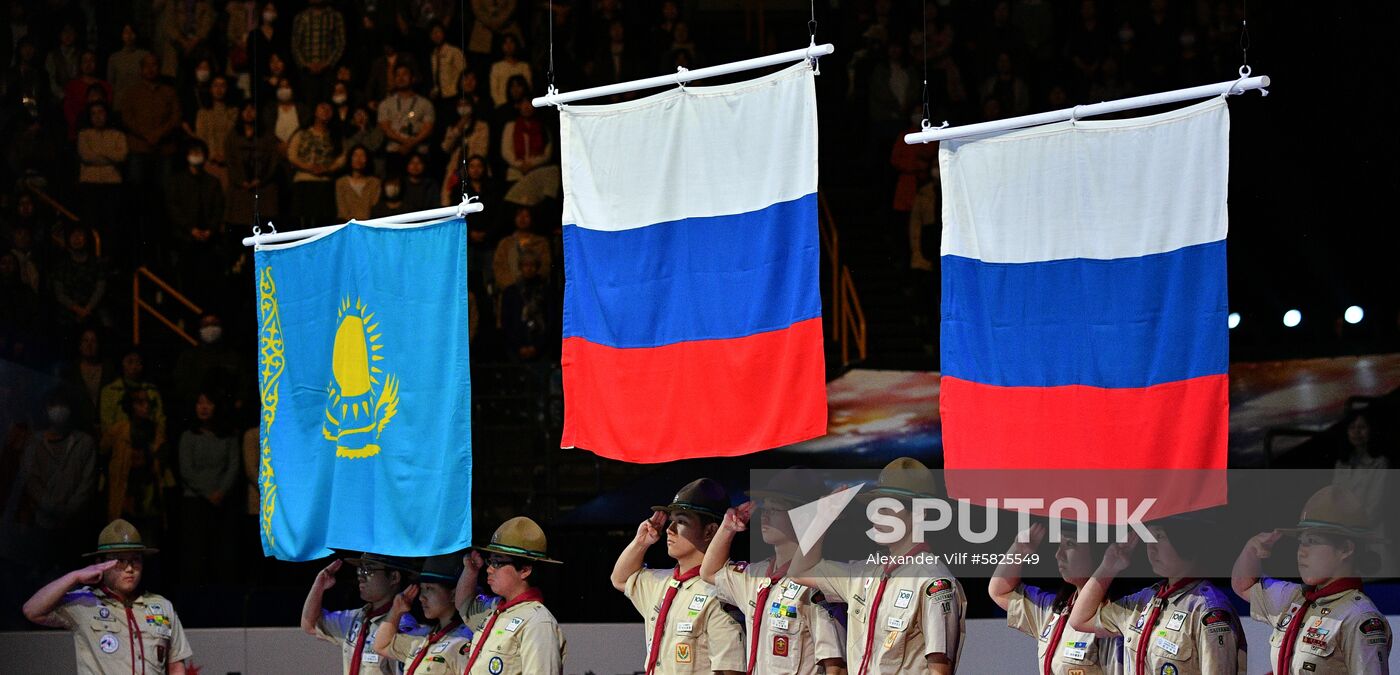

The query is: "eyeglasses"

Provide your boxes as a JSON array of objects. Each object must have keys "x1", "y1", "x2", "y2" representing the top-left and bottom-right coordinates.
[
  {"x1": 355, "y1": 567, "x2": 385, "y2": 579},
  {"x1": 105, "y1": 555, "x2": 143, "y2": 568},
  {"x1": 1298, "y1": 535, "x2": 1335, "y2": 548},
  {"x1": 485, "y1": 556, "x2": 515, "y2": 569}
]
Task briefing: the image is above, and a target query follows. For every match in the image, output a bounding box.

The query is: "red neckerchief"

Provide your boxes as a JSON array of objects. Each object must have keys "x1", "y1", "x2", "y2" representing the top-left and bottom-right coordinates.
[
  {"x1": 1042, "y1": 591, "x2": 1077, "y2": 675},
  {"x1": 463, "y1": 588, "x2": 544, "y2": 674},
  {"x1": 101, "y1": 585, "x2": 146, "y2": 675},
  {"x1": 1276, "y1": 577, "x2": 1364, "y2": 672},
  {"x1": 746, "y1": 558, "x2": 793, "y2": 674},
  {"x1": 404, "y1": 618, "x2": 463, "y2": 675},
  {"x1": 348, "y1": 602, "x2": 392, "y2": 675},
  {"x1": 857, "y1": 543, "x2": 930, "y2": 675},
  {"x1": 642, "y1": 567, "x2": 701, "y2": 675},
  {"x1": 1133, "y1": 579, "x2": 1199, "y2": 675}
]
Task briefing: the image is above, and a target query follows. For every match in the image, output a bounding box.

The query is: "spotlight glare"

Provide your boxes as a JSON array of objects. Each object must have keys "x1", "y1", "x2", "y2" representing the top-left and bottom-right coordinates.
[
  {"x1": 1227, "y1": 312, "x2": 1241, "y2": 329},
  {"x1": 1344, "y1": 306, "x2": 1364, "y2": 325},
  {"x1": 1283, "y1": 309, "x2": 1302, "y2": 328}
]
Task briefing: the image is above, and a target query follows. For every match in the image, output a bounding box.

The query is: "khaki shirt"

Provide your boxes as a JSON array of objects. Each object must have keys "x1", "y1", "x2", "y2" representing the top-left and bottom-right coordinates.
[
  {"x1": 712, "y1": 559, "x2": 846, "y2": 674},
  {"x1": 625, "y1": 568, "x2": 747, "y2": 673},
  {"x1": 383, "y1": 628, "x2": 473, "y2": 675},
  {"x1": 1007, "y1": 584, "x2": 1122, "y2": 675},
  {"x1": 1093, "y1": 579, "x2": 1243, "y2": 675},
  {"x1": 462, "y1": 597, "x2": 566, "y2": 675},
  {"x1": 315, "y1": 604, "x2": 426, "y2": 674},
  {"x1": 1249, "y1": 578, "x2": 1393, "y2": 674},
  {"x1": 53, "y1": 587, "x2": 193, "y2": 674},
  {"x1": 810, "y1": 557, "x2": 967, "y2": 674}
]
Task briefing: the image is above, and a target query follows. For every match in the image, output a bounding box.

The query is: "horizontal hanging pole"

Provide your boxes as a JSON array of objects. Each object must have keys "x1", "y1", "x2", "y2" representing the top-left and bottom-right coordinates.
[
  {"x1": 905, "y1": 74, "x2": 1270, "y2": 145},
  {"x1": 241, "y1": 199, "x2": 483, "y2": 247},
  {"x1": 533, "y1": 43, "x2": 835, "y2": 108}
]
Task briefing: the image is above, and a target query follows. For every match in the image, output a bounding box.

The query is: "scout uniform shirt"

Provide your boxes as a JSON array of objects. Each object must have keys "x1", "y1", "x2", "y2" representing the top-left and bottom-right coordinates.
[
  {"x1": 809, "y1": 553, "x2": 967, "y2": 674},
  {"x1": 625, "y1": 567, "x2": 747, "y2": 674},
  {"x1": 381, "y1": 620, "x2": 472, "y2": 675},
  {"x1": 712, "y1": 559, "x2": 846, "y2": 674},
  {"x1": 316, "y1": 602, "x2": 427, "y2": 674},
  {"x1": 1091, "y1": 579, "x2": 1244, "y2": 675},
  {"x1": 1006, "y1": 584, "x2": 1122, "y2": 675},
  {"x1": 1249, "y1": 577, "x2": 1393, "y2": 674},
  {"x1": 52, "y1": 586, "x2": 193, "y2": 675},
  {"x1": 460, "y1": 589, "x2": 567, "y2": 675}
]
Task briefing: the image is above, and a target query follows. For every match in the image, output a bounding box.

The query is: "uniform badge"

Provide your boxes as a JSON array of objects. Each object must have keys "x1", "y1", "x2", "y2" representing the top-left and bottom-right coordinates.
[
  {"x1": 1154, "y1": 636, "x2": 1179, "y2": 656},
  {"x1": 887, "y1": 616, "x2": 907, "y2": 631},
  {"x1": 1160, "y1": 665, "x2": 1178, "y2": 675},
  {"x1": 431, "y1": 643, "x2": 450, "y2": 653},
  {"x1": 675, "y1": 643, "x2": 693, "y2": 664},
  {"x1": 1360, "y1": 617, "x2": 1386, "y2": 634},
  {"x1": 1062, "y1": 641, "x2": 1088, "y2": 660},
  {"x1": 149, "y1": 604, "x2": 163, "y2": 615},
  {"x1": 460, "y1": 643, "x2": 471, "y2": 655},
  {"x1": 1302, "y1": 663, "x2": 1317, "y2": 672},
  {"x1": 1278, "y1": 603, "x2": 1301, "y2": 630},
  {"x1": 98, "y1": 607, "x2": 111, "y2": 620},
  {"x1": 1201, "y1": 609, "x2": 1231, "y2": 627},
  {"x1": 925, "y1": 579, "x2": 951, "y2": 596},
  {"x1": 883, "y1": 630, "x2": 898, "y2": 649},
  {"x1": 773, "y1": 635, "x2": 790, "y2": 657},
  {"x1": 894, "y1": 589, "x2": 914, "y2": 609},
  {"x1": 363, "y1": 653, "x2": 380, "y2": 664},
  {"x1": 731, "y1": 561, "x2": 748, "y2": 573},
  {"x1": 157, "y1": 645, "x2": 166, "y2": 664},
  {"x1": 677, "y1": 621, "x2": 694, "y2": 635},
  {"x1": 1319, "y1": 608, "x2": 1330, "y2": 616},
  {"x1": 1069, "y1": 670, "x2": 1085, "y2": 675},
  {"x1": 504, "y1": 617, "x2": 524, "y2": 632},
  {"x1": 782, "y1": 582, "x2": 801, "y2": 600},
  {"x1": 488, "y1": 655, "x2": 504, "y2": 674},
  {"x1": 772, "y1": 617, "x2": 790, "y2": 631},
  {"x1": 1165, "y1": 610, "x2": 1186, "y2": 631},
  {"x1": 99, "y1": 634, "x2": 119, "y2": 654},
  {"x1": 687, "y1": 594, "x2": 708, "y2": 611}
]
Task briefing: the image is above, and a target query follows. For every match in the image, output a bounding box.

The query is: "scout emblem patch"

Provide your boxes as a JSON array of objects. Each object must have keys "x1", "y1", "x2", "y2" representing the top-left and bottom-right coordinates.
[
  {"x1": 99, "y1": 634, "x2": 119, "y2": 654},
  {"x1": 675, "y1": 643, "x2": 693, "y2": 664},
  {"x1": 925, "y1": 578, "x2": 951, "y2": 596},
  {"x1": 488, "y1": 655, "x2": 504, "y2": 674},
  {"x1": 773, "y1": 635, "x2": 790, "y2": 657},
  {"x1": 1160, "y1": 665, "x2": 1178, "y2": 675},
  {"x1": 1360, "y1": 617, "x2": 1385, "y2": 634}
]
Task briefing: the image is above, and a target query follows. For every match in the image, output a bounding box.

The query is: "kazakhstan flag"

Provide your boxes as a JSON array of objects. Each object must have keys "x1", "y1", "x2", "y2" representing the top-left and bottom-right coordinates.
[{"x1": 254, "y1": 217, "x2": 471, "y2": 561}]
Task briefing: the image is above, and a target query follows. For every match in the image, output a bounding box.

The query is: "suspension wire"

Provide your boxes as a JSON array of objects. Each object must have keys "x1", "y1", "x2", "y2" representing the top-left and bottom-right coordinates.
[
  {"x1": 921, "y1": 0, "x2": 931, "y2": 126},
  {"x1": 808, "y1": 0, "x2": 817, "y2": 41},
  {"x1": 251, "y1": 8, "x2": 261, "y2": 234},
  {"x1": 547, "y1": 0, "x2": 556, "y2": 91},
  {"x1": 459, "y1": 0, "x2": 470, "y2": 203},
  {"x1": 1239, "y1": 0, "x2": 1251, "y2": 69}
]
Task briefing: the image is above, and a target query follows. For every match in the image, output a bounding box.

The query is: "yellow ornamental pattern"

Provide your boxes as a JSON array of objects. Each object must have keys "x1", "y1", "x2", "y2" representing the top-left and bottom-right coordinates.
[
  {"x1": 322, "y1": 296, "x2": 399, "y2": 458},
  {"x1": 257, "y1": 266, "x2": 286, "y2": 547}
]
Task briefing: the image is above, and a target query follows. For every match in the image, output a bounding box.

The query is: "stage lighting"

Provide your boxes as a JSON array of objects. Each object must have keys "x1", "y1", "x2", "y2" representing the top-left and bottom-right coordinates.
[
  {"x1": 1344, "y1": 306, "x2": 1364, "y2": 324},
  {"x1": 1227, "y1": 312, "x2": 1241, "y2": 329},
  {"x1": 1282, "y1": 309, "x2": 1302, "y2": 328}
]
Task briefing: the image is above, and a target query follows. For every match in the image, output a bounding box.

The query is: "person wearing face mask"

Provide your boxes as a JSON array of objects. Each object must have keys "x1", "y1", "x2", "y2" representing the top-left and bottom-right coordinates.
[
  {"x1": 302, "y1": 553, "x2": 425, "y2": 675},
  {"x1": 989, "y1": 521, "x2": 1121, "y2": 674},
  {"x1": 262, "y1": 76, "x2": 309, "y2": 154},
  {"x1": 441, "y1": 98, "x2": 489, "y2": 172},
  {"x1": 331, "y1": 81, "x2": 355, "y2": 127},
  {"x1": 16, "y1": 389, "x2": 98, "y2": 566},
  {"x1": 371, "y1": 178, "x2": 408, "y2": 218},
  {"x1": 23, "y1": 519, "x2": 193, "y2": 673},
  {"x1": 173, "y1": 311, "x2": 248, "y2": 425},
  {"x1": 248, "y1": 2, "x2": 291, "y2": 87},
  {"x1": 455, "y1": 517, "x2": 567, "y2": 674},
  {"x1": 1070, "y1": 515, "x2": 1245, "y2": 675},
  {"x1": 166, "y1": 138, "x2": 227, "y2": 304},
  {"x1": 374, "y1": 554, "x2": 475, "y2": 675},
  {"x1": 1233, "y1": 486, "x2": 1392, "y2": 674},
  {"x1": 612, "y1": 479, "x2": 746, "y2": 675},
  {"x1": 176, "y1": 389, "x2": 239, "y2": 585}
]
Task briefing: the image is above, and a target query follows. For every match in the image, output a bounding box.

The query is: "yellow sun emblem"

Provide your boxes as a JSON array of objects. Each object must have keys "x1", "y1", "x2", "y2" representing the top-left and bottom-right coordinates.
[{"x1": 323, "y1": 296, "x2": 399, "y2": 458}]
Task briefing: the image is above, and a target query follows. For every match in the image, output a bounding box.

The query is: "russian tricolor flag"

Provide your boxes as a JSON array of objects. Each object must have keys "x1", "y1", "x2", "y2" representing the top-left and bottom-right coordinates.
[
  {"x1": 557, "y1": 63, "x2": 827, "y2": 463},
  {"x1": 939, "y1": 98, "x2": 1231, "y2": 478}
]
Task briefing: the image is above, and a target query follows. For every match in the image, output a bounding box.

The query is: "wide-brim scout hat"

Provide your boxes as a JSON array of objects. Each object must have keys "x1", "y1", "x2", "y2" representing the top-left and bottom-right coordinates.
[
  {"x1": 652, "y1": 478, "x2": 729, "y2": 521},
  {"x1": 472, "y1": 516, "x2": 562, "y2": 564},
  {"x1": 342, "y1": 552, "x2": 421, "y2": 575},
  {"x1": 857, "y1": 457, "x2": 940, "y2": 502},
  {"x1": 747, "y1": 467, "x2": 824, "y2": 508},
  {"x1": 83, "y1": 519, "x2": 159, "y2": 557},
  {"x1": 418, "y1": 553, "x2": 465, "y2": 584},
  {"x1": 1278, "y1": 486, "x2": 1383, "y2": 541}
]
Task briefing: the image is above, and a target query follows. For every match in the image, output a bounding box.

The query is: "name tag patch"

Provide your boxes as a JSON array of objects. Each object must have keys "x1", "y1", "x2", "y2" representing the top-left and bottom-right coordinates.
[
  {"x1": 771, "y1": 617, "x2": 790, "y2": 631},
  {"x1": 1062, "y1": 641, "x2": 1088, "y2": 660},
  {"x1": 1154, "y1": 636, "x2": 1179, "y2": 656},
  {"x1": 362, "y1": 652, "x2": 380, "y2": 664},
  {"x1": 676, "y1": 621, "x2": 693, "y2": 635},
  {"x1": 887, "y1": 616, "x2": 907, "y2": 631}
]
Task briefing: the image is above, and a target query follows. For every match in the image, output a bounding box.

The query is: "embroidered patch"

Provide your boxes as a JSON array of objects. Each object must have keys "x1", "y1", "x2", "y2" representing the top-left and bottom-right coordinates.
[
  {"x1": 1302, "y1": 663, "x2": 1317, "y2": 672},
  {"x1": 1040, "y1": 621, "x2": 1054, "y2": 639},
  {"x1": 1165, "y1": 610, "x2": 1187, "y2": 631},
  {"x1": 431, "y1": 643, "x2": 450, "y2": 653},
  {"x1": 1069, "y1": 670, "x2": 1085, "y2": 675},
  {"x1": 1062, "y1": 641, "x2": 1088, "y2": 660},
  {"x1": 504, "y1": 617, "x2": 524, "y2": 632},
  {"x1": 1278, "y1": 603, "x2": 1301, "y2": 630},
  {"x1": 1201, "y1": 609, "x2": 1231, "y2": 627},
  {"x1": 1160, "y1": 664, "x2": 1178, "y2": 675},
  {"x1": 488, "y1": 655, "x2": 504, "y2": 674},
  {"x1": 687, "y1": 595, "x2": 708, "y2": 611},
  {"x1": 894, "y1": 589, "x2": 914, "y2": 609},
  {"x1": 782, "y1": 582, "x2": 801, "y2": 600},
  {"x1": 99, "y1": 634, "x2": 119, "y2": 654},
  {"x1": 675, "y1": 643, "x2": 693, "y2": 664},
  {"x1": 156, "y1": 645, "x2": 166, "y2": 664},
  {"x1": 149, "y1": 604, "x2": 163, "y2": 615},
  {"x1": 145, "y1": 613, "x2": 170, "y2": 628},
  {"x1": 1360, "y1": 617, "x2": 1386, "y2": 635},
  {"x1": 925, "y1": 579, "x2": 951, "y2": 596},
  {"x1": 362, "y1": 653, "x2": 380, "y2": 664},
  {"x1": 98, "y1": 607, "x2": 111, "y2": 620},
  {"x1": 773, "y1": 635, "x2": 789, "y2": 657},
  {"x1": 887, "y1": 616, "x2": 907, "y2": 631},
  {"x1": 883, "y1": 630, "x2": 898, "y2": 649},
  {"x1": 731, "y1": 561, "x2": 749, "y2": 573},
  {"x1": 459, "y1": 643, "x2": 470, "y2": 655}
]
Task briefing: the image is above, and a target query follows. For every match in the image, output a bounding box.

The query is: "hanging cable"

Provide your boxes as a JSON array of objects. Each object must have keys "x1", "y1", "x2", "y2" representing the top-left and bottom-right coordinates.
[
  {"x1": 920, "y1": 0, "x2": 931, "y2": 128},
  {"x1": 807, "y1": 0, "x2": 820, "y2": 73},
  {"x1": 547, "y1": 0, "x2": 556, "y2": 91},
  {"x1": 459, "y1": 0, "x2": 470, "y2": 203},
  {"x1": 1239, "y1": 0, "x2": 1251, "y2": 69},
  {"x1": 251, "y1": 8, "x2": 261, "y2": 236}
]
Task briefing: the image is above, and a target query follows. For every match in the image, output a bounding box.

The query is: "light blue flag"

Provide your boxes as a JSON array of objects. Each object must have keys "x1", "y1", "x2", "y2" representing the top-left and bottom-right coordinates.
[{"x1": 253, "y1": 217, "x2": 471, "y2": 561}]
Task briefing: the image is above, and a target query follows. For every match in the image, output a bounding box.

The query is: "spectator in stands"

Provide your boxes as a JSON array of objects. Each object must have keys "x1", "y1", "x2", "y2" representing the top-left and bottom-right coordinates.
[
  {"x1": 194, "y1": 75, "x2": 239, "y2": 191},
  {"x1": 907, "y1": 163, "x2": 939, "y2": 273},
  {"x1": 291, "y1": 0, "x2": 346, "y2": 106},
  {"x1": 76, "y1": 102, "x2": 127, "y2": 243},
  {"x1": 249, "y1": 1, "x2": 292, "y2": 87},
  {"x1": 0, "y1": 251, "x2": 43, "y2": 363},
  {"x1": 257, "y1": 49, "x2": 293, "y2": 105},
  {"x1": 17, "y1": 388, "x2": 98, "y2": 566},
  {"x1": 890, "y1": 105, "x2": 938, "y2": 253},
  {"x1": 457, "y1": 69, "x2": 486, "y2": 113},
  {"x1": 157, "y1": 0, "x2": 216, "y2": 80},
  {"x1": 180, "y1": 58, "x2": 218, "y2": 126},
  {"x1": 979, "y1": 52, "x2": 1031, "y2": 118},
  {"x1": 500, "y1": 254, "x2": 553, "y2": 362},
  {"x1": 1065, "y1": 0, "x2": 1110, "y2": 97},
  {"x1": 869, "y1": 40, "x2": 918, "y2": 149},
  {"x1": 469, "y1": 0, "x2": 522, "y2": 58},
  {"x1": 366, "y1": 41, "x2": 419, "y2": 109},
  {"x1": 168, "y1": 138, "x2": 228, "y2": 304},
  {"x1": 46, "y1": 24, "x2": 82, "y2": 101},
  {"x1": 287, "y1": 102, "x2": 346, "y2": 227},
  {"x1": 649, "y1": 1, "x2": 682, "y2": 62},
  {"x1": 378, "y1": 64, "x2": 435, "y2": 173},
  {"x1": 344, "y1": 106, "x2": 386, "y2": 174},
  {"x1": 108, "y1": 24, "x2": 152, "y2": 114},
  {"x1": 6, "y1": 218, "x2": 41, "y2": 293},
  {"x1": 493, "y1": 205, "x2": 551, "y2": 291},
  {"x1": 101, "y1": 387, "x2": 170, "y2": 541},
  {"x1": 492, "y1": 73, "x2": 529, "y2": 128},
  {"x1": 489, "y1": 34, "x2": 531, "y2": 108},
  {"x1": 501, "y1": 99, "x2": 559, "y2": 206},
  {"x1": 441, "y1": 152, "x2": 497, "y2": 212},
  {"x1": 62, "y1": 51, "x2": 111, "y2": 137},
  {"x1": 225, "y1": 101, "x2": 282, "y2": 230},
  {"x1": 177, "y1": 389, "x2": 239, "y2": 584},
  {"x1": 1333, "y1": 409, "x2": 1389, "y2": 522},
  {"x1": 400, "y1": 153, "x2": 438, "y2": 212},
  {"x1": 428, "y1": 23, "x2": 467, "y2": 115},
  {"x1": 226, "y1": 0, "x2": 259, "y2": 81},
  {"x1": 263, "y1": 75, "x2": 308, "y2": 156},
  {"x1": 441, "y1": 96, "x2": 489, "y2": 171},
  {"x1": 664, "y1": 21, "x2": 700, "y2": 69},
  {"x1": 370, "y1": 177, "x2": 408, "y2": 218},
  {"x1": 174, "y1": 311, "x2": 246, "y2": 423},
  {"x1": 330, "y1": 80, "x2": 354, "y2": 128},
  {"x1": 51, "y1": 225, "x2": 109, "y2": 329},
  {"x1": 120, "y1": 54, "x2": 182, "y2": 191},
  {"x1": 3, "y1": 37, "x2": 48, "y2": 109},
  {"x1": 100, "y1": 349, "x2": 168, "y2": 436},
  {"x1": 591, "y1": 20, "x2": 640, "y2": 95},
  {"x1": 336, "y1": 145, "x2": 382, "y2": 221},
  {"x1": 56, "y1": 327, "x2": 114, "y2": 432}
]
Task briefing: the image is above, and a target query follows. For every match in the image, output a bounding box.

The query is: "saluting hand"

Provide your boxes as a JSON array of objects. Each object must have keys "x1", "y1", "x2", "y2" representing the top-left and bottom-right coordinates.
[
  {"x1": 316, "y1": 559, "x2": 342, "y2": 589},
  {"x1": 1247, "y1": 530, "x2": 1283, "y2": 559},
  {"x1": 74, "y1": 560, "x2": 118, "y2": 585},
  {"x1": 636, "y1": 512, "x2": 666, "y2": 546},
  {"x1": 1011, "y1": 522, "x2": 1047, "y2": 555},
  {"x1": 722, "y1": 502, "x2": 755, "y2": 533},
  {"x1": 391, "y1": 585, "x2": 419, "y2": 616},
  {"x1": 1097, "y1": 531, "x2": 1140, "y2": 577},
  {"x1": 463, "y1": 550, "x2": 484, "y2": 577}
]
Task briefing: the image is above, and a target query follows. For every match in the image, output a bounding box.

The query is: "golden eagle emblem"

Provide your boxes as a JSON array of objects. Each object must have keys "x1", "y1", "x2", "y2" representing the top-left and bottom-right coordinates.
[{"x1": 323, "y1": 296, "x2": 399, "y2": 458}]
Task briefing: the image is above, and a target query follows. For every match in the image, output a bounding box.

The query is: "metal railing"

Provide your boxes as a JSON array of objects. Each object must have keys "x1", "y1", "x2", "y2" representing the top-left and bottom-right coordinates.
[
  {"x1": 818, "y1": 194, "x2": 867, "y2": 366},
  {"x1": 26, "y1": 185, "x2": 101, "y2": 257},
  {"x1": 132, "y1": 266, "x2": 202, "y2": 346}
]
